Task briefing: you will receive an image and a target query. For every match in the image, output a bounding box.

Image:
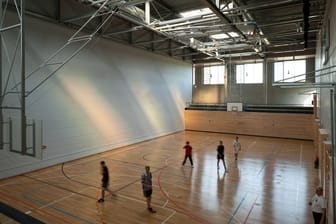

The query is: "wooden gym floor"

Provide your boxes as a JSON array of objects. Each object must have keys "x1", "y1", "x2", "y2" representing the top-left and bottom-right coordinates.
[{"x1": 0, "y1": 131, "x2": 318, "y2": 224}]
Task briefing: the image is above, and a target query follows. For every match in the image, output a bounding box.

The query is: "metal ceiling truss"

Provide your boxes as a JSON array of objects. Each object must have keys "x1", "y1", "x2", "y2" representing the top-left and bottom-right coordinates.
[{"x1": 3, "y1": 0, "x2": 326, "y2": 63}]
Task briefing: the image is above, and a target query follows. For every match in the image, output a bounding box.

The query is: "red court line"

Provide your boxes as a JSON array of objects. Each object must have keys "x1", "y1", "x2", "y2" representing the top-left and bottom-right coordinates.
[
  {"x1": 243, "y1": 194, "x2": 259, "y2": 224},
  {"x1": 157, "y1": 166, "x2": 211, "y2": 224},
  {"x1": 0, "y1": 191, "x2": 73, "y2": 224},
  {"x1": 243, "y1": 150, "x2": 276, "y2": 223},
  {"x1": 95, "y1": 188, "x2": 106, "y2": 224}
]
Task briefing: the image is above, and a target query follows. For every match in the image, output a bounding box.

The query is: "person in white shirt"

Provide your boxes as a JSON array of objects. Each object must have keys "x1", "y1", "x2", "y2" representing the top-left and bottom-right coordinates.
[
  {"x1": 309, "y1": 186, "x2": 326, "y2": 224},
  {"x1": 233, "y1": 136, "x2": 241, "y2": 160}
]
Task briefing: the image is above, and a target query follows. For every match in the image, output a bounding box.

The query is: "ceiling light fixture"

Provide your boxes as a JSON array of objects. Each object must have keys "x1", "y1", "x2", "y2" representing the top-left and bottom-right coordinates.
[
  {"x1": 263, "y1": 38, "x2": 270, "y2": 45},
  {"x1": 210, "y1": 33, "x2": 229, "y2": 39},
  {"x1": 254, "y1": 47, "x2": 261, "y2": 53}
]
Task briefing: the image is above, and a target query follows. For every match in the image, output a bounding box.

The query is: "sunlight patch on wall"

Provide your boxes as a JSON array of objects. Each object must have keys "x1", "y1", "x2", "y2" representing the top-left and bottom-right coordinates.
[
  {"x1": 60, "y1": 75, "x2": 123, "y2": 139},
  {"x1": 135, "y1": 87, "x2": 164, "y2": 133}
]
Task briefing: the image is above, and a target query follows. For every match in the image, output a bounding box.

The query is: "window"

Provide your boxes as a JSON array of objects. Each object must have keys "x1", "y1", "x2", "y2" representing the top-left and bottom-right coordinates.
[
  {"x1": 274, "y1": 60, "x2": 306, "y2": 82},
  {"x1": 203, "y1": 65, "x2": 225, "y2": 84},
  {"x1": 236, "y1": 63, "x2": 263, "y2": 84}
]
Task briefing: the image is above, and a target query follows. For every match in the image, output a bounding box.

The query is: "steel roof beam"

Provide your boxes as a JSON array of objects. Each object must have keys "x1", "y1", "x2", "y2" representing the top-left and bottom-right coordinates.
[{"x1": 202, "y1": 0, "x2": 247, "y2": 39}]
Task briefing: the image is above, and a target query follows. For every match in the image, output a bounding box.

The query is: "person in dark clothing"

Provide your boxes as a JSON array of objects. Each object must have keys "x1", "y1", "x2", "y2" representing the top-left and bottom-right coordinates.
[
  {"x1": 142, "y1": 166, "x2": 156, "y2": 213},
  {"x1": 98, "y1": 161, "x2": 115, "y2": 203},
  {"x1": 217, "y1": 140, "x2": 227, "y2": 171}
]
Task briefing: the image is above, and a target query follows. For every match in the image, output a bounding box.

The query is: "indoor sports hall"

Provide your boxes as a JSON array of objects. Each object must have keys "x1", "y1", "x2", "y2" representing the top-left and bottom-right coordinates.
[{"x1": 0, "y1": 0, "x2": 335, "y2": 224}]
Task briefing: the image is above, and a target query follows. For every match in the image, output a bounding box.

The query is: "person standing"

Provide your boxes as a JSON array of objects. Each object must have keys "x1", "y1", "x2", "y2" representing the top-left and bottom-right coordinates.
[
  {"x1": 217, "y1": 140, "x2": 227, "y2": 171},
  {"x1": 233, "y1": 136, "x2": 241, "y2": 160},
  {"x1": 142, "y1": 166, "x2": 156, "y2": 213},
  {"x1": 182, "y1": 141, "x2": 193, "y2": 167},
  {"x1": 98, "y1": 161, "x2": 115, "y2": 203},
  {"x1": 309, "y1": 186, "x2": 326, "y2": 224}
]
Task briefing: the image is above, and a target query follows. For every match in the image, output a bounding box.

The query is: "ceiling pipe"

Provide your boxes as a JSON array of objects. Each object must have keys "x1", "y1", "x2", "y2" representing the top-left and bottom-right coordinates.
[
  {"x1": 202, "y1": 0, "x2": 247, "y2": 40},
  {"x1": 220, "y1": 0, "x2": 302, "y2": 14},
  {"x1": 303, "y1": 0, "x2": 310, "y2": 48},
  {"x1": 155, "y1": 17, "x2": 219, "y2": 31},
  {"x1": 116, "y1": 11, "x2": 218, "y2": 59},
  {"x1": 154, "y1": 13, "x2": 212, "y2": 26},
  {"x1": 116, "y1": 4, "x2": 227, "y2": 61},
  {"x1": 156, "y1": 15, "x2": 322, "y2": 33}
]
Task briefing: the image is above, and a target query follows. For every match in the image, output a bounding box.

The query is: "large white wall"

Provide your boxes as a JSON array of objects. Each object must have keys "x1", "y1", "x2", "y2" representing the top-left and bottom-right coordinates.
[
  {"x1": 316, "y1": 0, "x2": 336, "y2": 134},
  {"x1": 0, "y1": 13, "x2": 192, "y2": 178}
]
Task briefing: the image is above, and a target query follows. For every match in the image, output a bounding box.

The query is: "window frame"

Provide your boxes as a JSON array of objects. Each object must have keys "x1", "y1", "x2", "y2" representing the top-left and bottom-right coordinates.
[
  {"x1": 235, "y1": 62, "x2": 264, "y2": 84},
  {"x1": 273, "y1": 59, "x2": 306, "y2": 83},
  {"x1": 202, "y1": 65, "x2": 225, "y2": 85}
]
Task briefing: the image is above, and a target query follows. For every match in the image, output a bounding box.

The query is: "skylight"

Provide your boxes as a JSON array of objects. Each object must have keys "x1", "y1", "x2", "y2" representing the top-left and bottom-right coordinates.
[
  {"x1": 211, "y1": 33, "x2": 229, "y2": 39},
  {"x1": 221, "y1": 2, "x2": 234, "y2": 14},
  {"x1": 180, "y1": 8, "x2": 212, "y2": 18},
  {"x1": 228, "y1": 32, "x2": 239, "y2": 37}
]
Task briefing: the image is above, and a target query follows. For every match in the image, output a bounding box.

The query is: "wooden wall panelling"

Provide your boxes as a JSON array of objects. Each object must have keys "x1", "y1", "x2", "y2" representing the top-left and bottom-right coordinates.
[
  {"x1": 313, "y1": 93, "x2": 318, "y2": 119},
  {"x1": 324, "y1": 141, "x2": 331, "y2": 196},
  {"x1": 185, "y1": 111, "x2": 314, "y2": 140},
  {"x1": 318, "y1": 129, "x2": 329, "y2": 184},
  {"x1": 324, "y1": 141, "x2": 331, "y2": 222},
  {"x1": 314, "y1": 119, "x2": 321, "y2": 151}
]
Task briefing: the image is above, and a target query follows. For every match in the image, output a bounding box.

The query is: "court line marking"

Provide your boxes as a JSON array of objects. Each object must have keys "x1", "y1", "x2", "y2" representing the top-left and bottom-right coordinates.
[
  {"x1": 161, "y1": 210, "x2": 177, "y2": 224},
  {"x1": 295, "y1": 143, "x2": 304, "y2": 211},
  {"x1": 22, "y1": 187, "x2": 95, "y2": 224},
  {"x1": 0, "y1": 191, "x2": 73, "y2": 224},
  {"x1": 62, "y1": 158, "x2": 181, "y2": 224},
  {"x1": 161, "y1": 157, "x2": 242, "y2": 223},
  {"x1": 0, "y1": 175, "x2": 74, "y2": 187},
  {"x1": 21, "y1": 173, "x2": 118, "y2": 223},
  {"x1": 1, "y1": 135, "x2": 312, "y2": 224},
  {"x1": 299, "y1": 143, "x2": 303, "y2": 168},
  {"x1": 162, "y1": 199, "x2": 169, "y2": 208},
  {"x1": 23, "y1": 174, "x2": 97, "y2": 200},
  {"x1": 57, "y1": 144, "x2": 149, "y2": 169},
  {"x1": 256, "y1": 146, "x2": 277, "y2": 176},
  {"x1": 95, "y1": 190, "x2": 105, "y2": 224},
  {"x1": 158, "y1": 165, "x2": 212, "y2": 224},
  {"x1": 241, "y1": 142, "x2": 303, "y2": 223},
  {"x1": 228, "y1": 145, "x2": 277, "y2": 223},
  {"x1": 158, "y1": 166, "x2": 241, "y2": 224},
  {"x1": 113, "y1": 192, "x2": 178, "y2": 224},
  {"x1": 243, "y1": 194, "x2": 259, "y2": 224},
  {"x1": 227, "y1": 192, "x2": 247, "y2": 224},
  {"x1": 38, "y1": 187, "x2": 92, "y2": 210}
]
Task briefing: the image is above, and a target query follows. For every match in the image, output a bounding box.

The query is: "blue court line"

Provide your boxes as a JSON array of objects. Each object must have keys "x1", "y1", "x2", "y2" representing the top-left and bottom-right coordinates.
[
  {"x1": 227, "y1": 193, "x2": 247, "y2": 224},
  {"x1": 22, "y1": 192, "x2": 94, "y2": 224},
  {"x1": 228, "y1": 147, "x2": 277, "y2": 223},
  {"x1": 0, "y1": 201, "x2": 45, "y2": 224},
  {"x1": 256, "y1": 147, "x2": 276, "y2": 176},
  {"x1": 257, "y1": 161, "x2": 269, "y2": 176}
]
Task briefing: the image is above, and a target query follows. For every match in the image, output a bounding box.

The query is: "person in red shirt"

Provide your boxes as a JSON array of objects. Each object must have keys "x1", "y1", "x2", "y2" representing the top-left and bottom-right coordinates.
[{"x1": 182, "y1": 141, "x2": 193, "y2": 167}]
